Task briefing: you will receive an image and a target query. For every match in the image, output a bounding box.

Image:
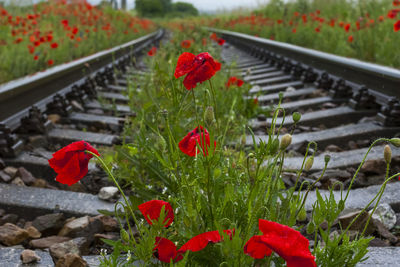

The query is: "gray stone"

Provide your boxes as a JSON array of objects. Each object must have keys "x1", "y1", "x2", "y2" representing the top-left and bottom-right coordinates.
[
  {"x1": 55, "y1": 253, "x2": 87, "y2": 267},
  {"x1": 30, "y1": 236, "x2": 71, "y2": 249},
  {"x1": 3, "y1": 167, "x2": 18, "y2": 177},
  {"x1": 11, "y1": 177, "x2": 25, "y2": 187},
  {"x1": 49, "y1": 237, "x2": 90, "y2": 262},
  {"x1": 32, "y1": 213, "x2": 65, "y2": 235},
  {"x1": 95, "y1": 215, "x2": 119, "y2": 232},
  {"x1": 358, "y1": 247, "x2": 400, "y2": 266},
  {"x1": 0, "y1": 170, "x2": 12, "y2": 183},
  {"x1": 369, "y1": 238, "x2": 390, "y2": 247},
  {"x1": 0, "y1": 183, "x2": 115, "y2": 220},
  {"x1": 0, "y1": 158, "x2": 5, "y2": 169},
  {"x1": 25, "y1": 226, "x2": 41, "y2": 239},
  {"x1": 369, "y1": 203, "x2": 397, "y2": 230},
  {"x1": 98, "y1": 186, "x2": 119, "y2": 201},
  {"x1": 0, "y1": 223, "x2": 29, "y2": 246},
  {"x1": 0, "y1": 214, "x2": 19, "y2": 226},
  {"x1": 70, "y1": 100, "x2": 84, "y2": 112},
  {"x1": 361, "y1": 159, "x2": 387, "y2": 175},
  {"x1": 58, "y1": 216, "x2": 89, "y2": 237},
  {"x1": 16, "y1": 167, "x2": 36, "y2": 186},
  {"x1": 48, "y1": 114, "x2": 61, "y2": 124},
  {"x1": 20, "y1": 249, "x2": 41, "y2": 264}
]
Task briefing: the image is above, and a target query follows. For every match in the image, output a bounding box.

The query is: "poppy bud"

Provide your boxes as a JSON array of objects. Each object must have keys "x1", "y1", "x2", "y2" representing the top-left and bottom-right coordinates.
[
  {"x1": 324, "y1": 155, "x2": 331, "y2": 164},
  {"x1": 120, "y1": 229, "x2": 130, "y2": 243},
  {"x1": 292, "y1": 112, "x2": 301, "y2": 123},
  {"x1": 248, "y1": 152, "x2": 255, "y2": 158},
  {"x1": 270, "y1": 138, "x2": 280, "y2": 155},
  {"x1": 297, "y1": 207, "x2": 307, "y2": 222},
  {"x1": 278, "y1": 92, "x2": 284, "y2": 101},
  {"x1": 389, "y1": 138, "x2": 400, "y2": 147},
  {"x1": 305, "y1": 156, "x2": 314, "y2": 171},
  {"x1": 384, "y1": 145, "x2": 392, "y2": 164},
  {"x1": 280, "y1": 134, "x2": 292, "y2": 150},
  {"x1": 246, "y1": 68, "x2": 252, "y2": 76},
  {"x1": 204, "y1": 106, "x2": 215, "y2": 126}
]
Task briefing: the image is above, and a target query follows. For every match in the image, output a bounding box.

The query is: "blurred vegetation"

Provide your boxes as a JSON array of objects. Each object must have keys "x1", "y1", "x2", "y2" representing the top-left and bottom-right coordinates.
[{"x1": 135, "y1": 0, "x2": 198, "y2": 18}]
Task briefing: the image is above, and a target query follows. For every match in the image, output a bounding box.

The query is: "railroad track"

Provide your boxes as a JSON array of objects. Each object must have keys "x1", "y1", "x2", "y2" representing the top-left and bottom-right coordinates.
[
  {"x1": 0, "y1": 30, "x2": 163, "y2": 265},
  {"x1": 0, "y1": 25, "x2": 398, "y2": 265},
  {"x1": 212, "y1": 28, "x2": 400, "y2": 266}
]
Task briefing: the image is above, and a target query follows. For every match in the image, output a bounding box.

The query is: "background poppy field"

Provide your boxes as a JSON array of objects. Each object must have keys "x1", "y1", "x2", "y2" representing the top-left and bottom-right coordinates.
[
  {"x1": 0, "y1": 0, "x2": 156, "y2": 83},
  {"x1": 196, "y1": 0, "x2": 400, "y2": 69}
]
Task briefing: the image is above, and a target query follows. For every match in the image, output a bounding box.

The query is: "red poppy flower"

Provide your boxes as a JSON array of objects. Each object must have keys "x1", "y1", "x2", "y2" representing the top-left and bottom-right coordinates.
[
  {"x1": 61, "y1": 19, "x2": 69, "y2": 26},
  {"x1": 72, "y1": 27, "x2": 79, "y2": 35},
  {"x1": 395, "y1": 20, "x2": 400, "y2": 31},
  {"x1": 217, "y1": 38, "x2": 225, "y2": 45},
  {"x1": 178, "y1": 126, "x2": 215, "y2": 157},
  {"x1": 348, "y1": 35, "x2": 354, "y2": 43},
  {"x1": 179, "y1": 229, "x2": 234, "y2": 253},
  {"x1": 138, "y1": 200, "x2": 174, "y2": 227},
  {"x1": 395, "y1": 0, "x2": 400, "y2": 6},
  {"x1": 226, "y1": 76, "x2": 244, "y2": 88},
  {"x1": 181, "y1": 39, "x2": 192, "y2": 48},
  {"x1": 314, "y1": 27, "x2": 320, "y2": 33},
  {"x1": 48, "y1": 140, "x2": 99, "y2": 186},
  {"x1": 47, "y1": 59, "x2": 54, "y2": 66},
  {"x1": 14, "y1": 37, "x2": 23, "y2": 44},
  {"x1": 153, "y1": 237, "x2": 183, "y2": 263},
  {"x1": 210, "y1": 32, "x2": 218, "y2": 41},
  {"x1": 147, "y1": 46, "x2": 157, "y2": 56},
  {"x1": 253, "y1": 98, "x2": 259, "y2": 105},
  {"x1": 277, "y1": 19, "x2": 283, "y2": 24},
  {"x1": 244, "y1": 219, "x2": 316, "y2": 267},
  {"x1": 50, "y1": 42, "x2": 58, "y2": 49},
  {"x1": 33, "y1": 55, "x2": 39, "y2": 61},
  {"x1": 174, "y1": 52, "x2": 221, "y2": 90},
  {"x1": 302, "y1": 14, "x2": 307, "y2": 23},
  {"x1": 344, "y1": 23, "x2": 350, "y2": 32},
  {"x1": 292, "y1": 28, "x2": 297, "y2": 33}
]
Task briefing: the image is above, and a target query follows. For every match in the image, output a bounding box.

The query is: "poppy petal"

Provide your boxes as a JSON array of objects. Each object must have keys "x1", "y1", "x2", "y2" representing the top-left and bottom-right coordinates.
[
  {"x1": 154, "y1": 237, "x2": 178, "y2": 263},
  {"x1": 244, "y1": 235, "x2": 273, "y2": 259},
  {"x1": 174, "y1": 52, "x2": 195, "y2": 78},
  {"x1": 183, "y1": 61, "x2": 216, "y2": 90},
  {"x1": 138, "y1": 200, "x2": 174, "y2": 227},
  {"x1": 178, "y1": 230, "x2": 221, "y2": 253}
]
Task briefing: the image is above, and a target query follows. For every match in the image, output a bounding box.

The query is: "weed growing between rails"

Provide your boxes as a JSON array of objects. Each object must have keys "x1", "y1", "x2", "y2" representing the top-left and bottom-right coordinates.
[
  {"x1": 0, "y1": 1, "x2": 156, "y2": 83},
  {"x1": 46, "y1": 29, "x2": 400, "y2": 266}
]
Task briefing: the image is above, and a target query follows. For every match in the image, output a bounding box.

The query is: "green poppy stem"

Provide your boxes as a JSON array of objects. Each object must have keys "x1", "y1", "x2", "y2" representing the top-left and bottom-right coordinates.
[{"x1": 86, "y1": 151, "x2": 143, "y2": 239}]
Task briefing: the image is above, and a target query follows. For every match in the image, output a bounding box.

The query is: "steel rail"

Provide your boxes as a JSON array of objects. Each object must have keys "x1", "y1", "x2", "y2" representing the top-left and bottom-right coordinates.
[
  {"x1": 208, "y1": 27, "x2": 400, "y2": 104},
  {"x1": 0, "y1": 29, "x2": 164, "y2": 131}
]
